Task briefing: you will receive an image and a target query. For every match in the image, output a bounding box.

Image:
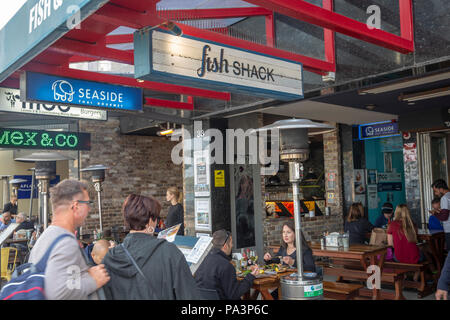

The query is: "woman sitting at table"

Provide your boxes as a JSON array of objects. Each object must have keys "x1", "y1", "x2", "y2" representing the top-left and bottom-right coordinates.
[
  {"x1": 344, "y1": 203, "x2": 374, "y2": 244},
  {"x1": 387, "y1": 204, "x2": 423, "y2": 264},
  {"x1": 263, "y1": 219, "x2": 316, "y2": 272}
]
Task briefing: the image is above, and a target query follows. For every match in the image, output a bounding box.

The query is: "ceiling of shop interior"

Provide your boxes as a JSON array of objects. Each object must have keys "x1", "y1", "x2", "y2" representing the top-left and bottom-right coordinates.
[
  {"x1": 310, "y1": 70, "x2": 450, "y2": 118},
  {"x1": 260, "y1": 100, "x2": 397, "y2": 125}
]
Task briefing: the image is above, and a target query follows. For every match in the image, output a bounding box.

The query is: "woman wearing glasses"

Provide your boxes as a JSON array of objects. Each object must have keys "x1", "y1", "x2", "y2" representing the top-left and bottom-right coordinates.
[{"x1": 102, "y1": 194, "x2": 201, "y2": 300}]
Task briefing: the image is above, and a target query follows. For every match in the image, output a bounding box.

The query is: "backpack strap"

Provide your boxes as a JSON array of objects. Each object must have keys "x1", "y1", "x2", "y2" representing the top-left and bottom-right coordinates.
[{"x1": 34, "y1": 233, "x2": 74, "y2": 271}]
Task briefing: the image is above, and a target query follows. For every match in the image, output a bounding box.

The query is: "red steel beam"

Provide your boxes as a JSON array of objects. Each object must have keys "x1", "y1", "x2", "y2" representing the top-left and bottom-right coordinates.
[
  {"x1": 265, "y1": 13, "x2": 275, "y2": 48},
  {"x1": 323, "y1": 0, "x2": 335, "y2": 71},
  {"x1": 158, "y1": 7, "x2": 272, "y2": 20},
  {"x1": 48, "y1": 38, "x2": 134, "y2": 64},
  {"x1": 145, "y1": 97, "x2": 194, "y2": 110},
  {"x1": 244, "y1": 0, "x2": 414, "y2": 53},
  {"x1": 399, "y1": 0, "x2": 414, "y2": 42},
  {"x1": 22, "y1": 62, "x2": 231, "y2": 101}
]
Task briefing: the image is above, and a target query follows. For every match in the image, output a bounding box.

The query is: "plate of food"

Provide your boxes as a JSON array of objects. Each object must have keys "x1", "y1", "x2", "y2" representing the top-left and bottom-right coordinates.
[{"x1": 263, "y1": 263, "x2": 289, "y2": 273}]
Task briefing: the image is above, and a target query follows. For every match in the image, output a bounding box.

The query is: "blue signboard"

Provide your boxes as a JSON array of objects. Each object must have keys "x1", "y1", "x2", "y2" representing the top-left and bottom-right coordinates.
[
  {"x1": 0, "y1": 0, "x2": 109, "y2": 83},
  {"x1": 14, "y1": 175, "x2": 60, "y2": 199},
  {"x1": 22, "y1": 72, "x2": 143, "y2": 111},
  {"x1": 359, "y1": 121, "x2": 400, "y2": 140}
]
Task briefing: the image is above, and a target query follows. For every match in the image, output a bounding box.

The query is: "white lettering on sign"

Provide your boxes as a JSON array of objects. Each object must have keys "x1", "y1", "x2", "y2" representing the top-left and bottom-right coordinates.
[
  {"x1": 365, "y1": 124, "x2": 396, "y2": 137},
  {"x1": 150, "y1": 31, "x2": 303, "y2": 98},
  {"x1": 29, "y1": 0, "x2": 64, "y2": 34}
]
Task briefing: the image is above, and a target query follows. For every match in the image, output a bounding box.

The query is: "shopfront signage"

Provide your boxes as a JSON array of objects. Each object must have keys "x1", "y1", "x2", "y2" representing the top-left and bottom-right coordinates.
[
  {"x1": 377, "y1": 182, "x2": 402, "y2": 192},
  {"x1": 358, "y1": 121, "x2": 400, "y2": 140},
  {"x1": 0, "y1": 87, "x2": 107, "y2": 120},
  {"x1": 21, "y1": 72, "x2": 143, "y2": 111},
  {"x1": 0, "y1": 128, "x2": 90, "y2": 150},
  {"x1": 134, "y1": 30, "x2": 304, "y2": 101},
  {"x1": 0, "y1": 0, "x2": 109, "y2": 82},
  {"x1": 14, "y1": 175, "x2": 60, "y2": 199},
  {"x1": 377, "y1": 172, "x2": 402, "y2": 183}
]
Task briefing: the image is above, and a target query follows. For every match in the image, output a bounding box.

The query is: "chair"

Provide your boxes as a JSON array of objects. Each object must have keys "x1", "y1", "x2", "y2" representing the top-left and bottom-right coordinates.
[
  {"x1": 1, "y1": 247, "x2": 18, "y2": 281},
  {"x1": 198, "y1": 288, "x2": 220, "y2": 300}
]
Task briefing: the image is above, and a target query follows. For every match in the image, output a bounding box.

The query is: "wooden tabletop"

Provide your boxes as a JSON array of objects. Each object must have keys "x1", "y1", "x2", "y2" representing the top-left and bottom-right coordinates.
[{"x1": 310, "y1": 243, "x2": 387, "y2": 256}]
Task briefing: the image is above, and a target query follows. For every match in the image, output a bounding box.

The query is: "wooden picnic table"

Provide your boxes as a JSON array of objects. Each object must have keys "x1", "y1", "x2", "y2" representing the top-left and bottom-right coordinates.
[
  {"x1": 310, "y1": 243, "x2": 388, "y2": 300},
  {"x1": 238, "y1": 269, "x2": 297, "y2": 300}
]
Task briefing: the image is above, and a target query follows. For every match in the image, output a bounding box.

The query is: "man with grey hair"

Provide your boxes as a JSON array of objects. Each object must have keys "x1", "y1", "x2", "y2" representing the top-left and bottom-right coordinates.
[
  {"x1": 28, "y1": 179, "x2": 110, "y2": 299},
  {"x1": 195, "y1": 229, "x2": 259, "y2": 300},
  {"x1": 15, "y1": 212, "x2": 34, "y2": 231}
]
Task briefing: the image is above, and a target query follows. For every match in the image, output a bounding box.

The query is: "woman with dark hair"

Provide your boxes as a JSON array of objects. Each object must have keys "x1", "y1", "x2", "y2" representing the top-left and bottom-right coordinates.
[
  {"x1": 263, "y1": 219, "x2": 316, "y2": 272},
  {"x1": 344, "y1": 203, "x2": 374, "y2": 244},
  {"x1": 102, "y1": 194, "x2": 201, "y2": 300}
]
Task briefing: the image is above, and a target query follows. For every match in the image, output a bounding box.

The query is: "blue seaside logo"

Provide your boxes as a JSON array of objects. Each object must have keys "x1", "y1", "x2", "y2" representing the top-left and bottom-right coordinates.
[
  {"x1": 52, "y1": 80, "x2": 75, "y2": 102},
  {"x1": 25, "y1": 72, "x2": 143, "y2": 111}
]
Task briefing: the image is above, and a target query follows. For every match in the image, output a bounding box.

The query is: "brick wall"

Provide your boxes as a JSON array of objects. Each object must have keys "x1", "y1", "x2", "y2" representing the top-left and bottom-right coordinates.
[
  {"x1": 78, "y1": 118, "x2": 183, "y2": 233},
  {"x1": 263, "y1": 215, "x2": 344, "y2": 247}
]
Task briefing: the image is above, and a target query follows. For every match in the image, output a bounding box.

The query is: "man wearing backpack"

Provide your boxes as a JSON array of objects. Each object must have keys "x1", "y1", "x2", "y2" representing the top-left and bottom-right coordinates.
[{"x1": 27, "y1": 179, "x2": 110, "y2": 299}]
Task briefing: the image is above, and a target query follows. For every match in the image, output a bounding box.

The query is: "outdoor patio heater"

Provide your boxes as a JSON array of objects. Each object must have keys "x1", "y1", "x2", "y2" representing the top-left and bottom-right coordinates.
[
  {"x1": 255, "y1": 119, "x2": 334, "y2": 300},
  {"x1": 15, "y1": 152, "x2": 74, "y2": 230},
  {"x1": 80, "y1": 164, "x2": 109, "y2": 234},
  {"x1": 0, "y1": 175, "x2": 11, "y2": 207}
]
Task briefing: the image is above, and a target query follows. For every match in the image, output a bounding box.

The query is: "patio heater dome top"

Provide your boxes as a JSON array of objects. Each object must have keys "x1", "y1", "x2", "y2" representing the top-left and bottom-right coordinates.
[
  {"x1": 14, "y1": 152, "x2": 74, "y2": 162},
  {"x1": 9, "y1": 178, "x2": 28, "y2": 185},
  {"x1": 80, "y1": 164, "x2": 109, "y2": 172},
  {"x1": 252, "y1": 119, "x2": 335, "y2": 133}
]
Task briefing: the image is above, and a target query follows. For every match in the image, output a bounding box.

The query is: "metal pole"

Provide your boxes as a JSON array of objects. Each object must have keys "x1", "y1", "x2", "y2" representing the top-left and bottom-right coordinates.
[
  {"x1": 28, "y1": 169, "x2": 35, "y2": 220},
  {"x1": 2, "y1": 177, "x2": 10, "y2": 208},
  {"x1": 95, "y1": 182, "x2": 103, "y2": 233},
  {"x1": 42, "y1": 180, "x2": 49, "y2": 230},
  {"x1": 289, "y1": 161, "x2": 304, "y2": 280}
]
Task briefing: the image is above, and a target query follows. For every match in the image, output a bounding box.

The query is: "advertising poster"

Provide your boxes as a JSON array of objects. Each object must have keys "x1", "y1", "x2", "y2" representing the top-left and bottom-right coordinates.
[
  {"x1": 367, "y1": 185, "x2": 378, "y2": 210},
  {"x1": 195, "y1": 198, "x2": 211, "y2": 231},
  {"x1": 194, "y1": 150, "x2": 210, "y2": 197},
  {"x1": 367, "y1": 169, "x2": 377, "y2": 185},
  {"x1": 354, "y1": 169, "x2": 366, "y2": 194}
]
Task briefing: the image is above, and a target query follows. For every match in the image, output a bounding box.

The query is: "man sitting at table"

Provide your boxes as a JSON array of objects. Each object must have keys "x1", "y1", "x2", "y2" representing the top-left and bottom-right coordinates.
[
  {"x1": 429, "y1": 198, "x2": 444, "y2": 232},
  {"x1": 0, "y1": 211, "x2": 16, "y2": 232},
  {"x1": 195, "y1": 229, "x2": 259, "y2": 300}
]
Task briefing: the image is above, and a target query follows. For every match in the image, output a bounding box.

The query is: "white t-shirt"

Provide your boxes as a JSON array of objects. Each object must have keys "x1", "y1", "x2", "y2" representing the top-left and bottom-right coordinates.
[{"x1": 439, "y1": 192, "x2": 450, "y2": 233}]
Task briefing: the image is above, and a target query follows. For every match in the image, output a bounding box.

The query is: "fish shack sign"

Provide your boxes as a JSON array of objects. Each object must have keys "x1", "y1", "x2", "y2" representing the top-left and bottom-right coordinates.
[{"x1": 134, "y1": 30, "x2": 304, "y2": 101}]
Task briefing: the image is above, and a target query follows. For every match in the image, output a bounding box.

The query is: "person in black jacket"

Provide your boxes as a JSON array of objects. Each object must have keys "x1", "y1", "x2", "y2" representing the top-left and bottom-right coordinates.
[
  {"x1": 165, "y1": 187, "x2": 184, "y2": 235},
  {"x1": 102, "y1": 194, "x2": 201, "y2": 300},
  {"x1": 344, "y1": 203, "x2": 374, "y2": 244},
  {"x1": 3, "y1": 195, "x2": 18, "y2": 216},
  {"x1": 195, "y1": 229, "x2": 259, "y2": 300}
]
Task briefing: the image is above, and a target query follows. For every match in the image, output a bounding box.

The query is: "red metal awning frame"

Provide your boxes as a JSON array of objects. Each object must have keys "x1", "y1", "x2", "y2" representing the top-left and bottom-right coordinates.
[
  {"x1": 0, "y1": 0, "x2": 415, "y2": 111},
  {"x1": 244, "y1": 0, "x2": 414, "y2": 54}
]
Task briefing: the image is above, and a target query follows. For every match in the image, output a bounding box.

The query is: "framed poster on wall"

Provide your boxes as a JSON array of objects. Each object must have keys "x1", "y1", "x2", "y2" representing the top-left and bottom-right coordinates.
[
  {"x1": 194, "y1": 150, "x2": 210, "y2": 197},
  {"x1": 354, "y1": 169, "x2": 366, "y2": 195},
  {"x1": 195, "y1": 198, "x2": 212, "y2": 231}
]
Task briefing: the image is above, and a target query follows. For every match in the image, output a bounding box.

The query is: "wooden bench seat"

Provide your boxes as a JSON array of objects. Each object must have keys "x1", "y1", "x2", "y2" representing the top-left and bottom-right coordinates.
[
  {"x1": 322, "y1": 263, "x2": 408, "y2": 300},
  {"x1": 383, "y1": 261, "x2": 436, "y2": 298},
  {"x1": 330, "y1": 258, "x2": 436, "y2": 298},
  {"x1": 323, "y1": 281, "x2": 362, "y2": 300}
]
